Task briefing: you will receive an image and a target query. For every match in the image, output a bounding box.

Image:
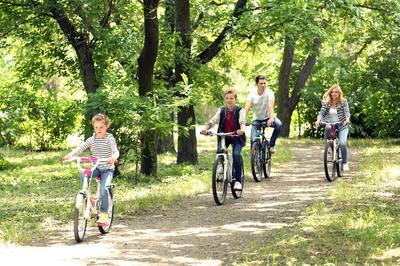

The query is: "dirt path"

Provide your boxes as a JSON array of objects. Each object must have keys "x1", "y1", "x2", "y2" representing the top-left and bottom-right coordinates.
[{"x1": 1, "y1": 144, "x2": 358, "y2": 265}]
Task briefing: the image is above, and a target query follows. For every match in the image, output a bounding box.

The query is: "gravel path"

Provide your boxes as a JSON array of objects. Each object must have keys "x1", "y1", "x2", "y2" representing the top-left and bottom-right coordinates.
[{"x1": 0, "y1": 144, "x2": 357, "y2": 265}]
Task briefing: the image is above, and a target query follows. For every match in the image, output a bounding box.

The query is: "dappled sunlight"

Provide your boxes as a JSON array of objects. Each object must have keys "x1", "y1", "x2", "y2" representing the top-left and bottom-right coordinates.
[{"x1": 372, "y1": 248, "x2": 400, "y2": 261}]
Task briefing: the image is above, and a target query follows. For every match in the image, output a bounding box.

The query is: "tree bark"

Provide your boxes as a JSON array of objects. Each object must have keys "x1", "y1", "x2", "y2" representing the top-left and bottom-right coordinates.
[
  {"x1": 175, "y1": 0, "x2": 198, "y2": 164},
  {"x1": 277, "y1": 37, "x2": 321, "y2": 137},
  {"x1": 137, "y1": 0, "x2": 160, "y2": 175}
]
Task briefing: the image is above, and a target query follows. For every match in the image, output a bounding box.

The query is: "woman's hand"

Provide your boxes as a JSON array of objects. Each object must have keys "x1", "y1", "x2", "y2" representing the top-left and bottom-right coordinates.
[
  {"x1": 315, "y1": 120, "x2": 320, "y2": 128},
  {"x1": 343, "y1": 119, "x2": 351, "y2": 126}
]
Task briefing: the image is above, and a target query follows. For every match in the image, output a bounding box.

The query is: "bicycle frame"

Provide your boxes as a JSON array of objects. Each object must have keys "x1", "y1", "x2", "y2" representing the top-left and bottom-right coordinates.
[{"x1": 213, "y1": 132, "x2": 234, "y2": 184}]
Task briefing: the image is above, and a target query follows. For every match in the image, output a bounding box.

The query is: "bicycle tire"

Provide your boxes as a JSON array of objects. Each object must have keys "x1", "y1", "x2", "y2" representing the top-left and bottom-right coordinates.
[
  {"x1": 74, "y1": 193, "x2": 88, "y2": 242},
  {"x1": 264, "y1": 144, "x2": 271, "y2": 178},
  {"x1": 212, "y1": 155, "x2": 228, "y2": 205},
  {"x1": 336, "y1": 144, "x2": 343, "y2": 177},
  {"x1": 98, "y1": 187, "x2": 114, "y2": 234},
  {"x1": 324, "y1": 141, "x2": 337, "y2": 181},
  {"x1": 251, "y1": 142, "x2": 263, "y2": 182},
  {"x1": 231, "y1": 155, "x2": 244, "y2": 199}
]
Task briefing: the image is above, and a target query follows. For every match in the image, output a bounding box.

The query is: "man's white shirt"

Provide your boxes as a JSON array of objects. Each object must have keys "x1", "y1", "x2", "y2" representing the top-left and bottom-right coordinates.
[{"x1": 246, "y1": 88, "x2": 275, "y2": 120}]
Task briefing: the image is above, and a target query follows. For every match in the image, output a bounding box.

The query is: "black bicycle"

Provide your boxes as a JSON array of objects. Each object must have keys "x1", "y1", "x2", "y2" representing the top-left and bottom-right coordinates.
[
  {"x1": 321, "y1": 122, "x2": 343, "y2": 181},
  {"x1": 250, "y1": 120, "x2": 272, "y2": 182}
]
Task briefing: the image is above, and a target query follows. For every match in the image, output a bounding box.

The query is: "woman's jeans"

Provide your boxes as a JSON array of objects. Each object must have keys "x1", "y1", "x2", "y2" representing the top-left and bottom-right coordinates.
[
  {"x1": 80, "y1": 168, "x2": 113, "y2": 212},
  {"x1": 250, "y1": 118, "x2": 282, "y2": 147},
  {"x1": 226, "y1": 138, "x2": 243, "y2": 183},
  {"x1": 324, "y1": 126, "x2": 349, "y2": 164}
]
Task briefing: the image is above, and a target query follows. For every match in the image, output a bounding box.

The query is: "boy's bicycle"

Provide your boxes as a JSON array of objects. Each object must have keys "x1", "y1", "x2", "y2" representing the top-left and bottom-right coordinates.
[
  {"x1": 64, "y1": 157, "x2": 115, "y2": 242},
  {"x1": 201, "y1": 131, "x2": 244, "y2": 205},
  {"x1": 250, "y1": 120, "x2": 272, "y2": 182},
  {"x1": 321, "y1": 122, "x2": 343, "y2": 181}
]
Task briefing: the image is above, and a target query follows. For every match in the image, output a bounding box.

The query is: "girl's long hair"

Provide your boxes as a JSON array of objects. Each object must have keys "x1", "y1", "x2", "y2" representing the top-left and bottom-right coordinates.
[{"x1": 323, "y1": 84, "x2": 345, "y2": 105}]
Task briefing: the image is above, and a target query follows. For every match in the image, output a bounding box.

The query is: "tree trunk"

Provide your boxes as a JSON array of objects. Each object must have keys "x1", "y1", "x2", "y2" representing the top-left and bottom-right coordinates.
[
  {"x1": 277, "y1": 37, "x2": 321, "y2": 137},
  {"x1": 177, "y1": 105, "x2": 198, "y2": 164},
  {"x1": 137, "y1": 0, "x2": 160, "y2": 175},
  {"x1": 175, "y1": 0, "x2": 198, "y2": 164}
]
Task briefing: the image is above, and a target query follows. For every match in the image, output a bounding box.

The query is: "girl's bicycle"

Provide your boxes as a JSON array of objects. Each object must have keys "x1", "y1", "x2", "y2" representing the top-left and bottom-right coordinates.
[
  {"x1": 201, "y1": 131, "x2": 244, "y2": 205},
  {"x1": 250, "y1": 121, "x2": 272, "y2": 182},
  {"x1": 321, "y1": 122, "x2": 343, "y2": 181},
  {"x1": 64, "y1": 157, "x2": 115, "y2": 242}
]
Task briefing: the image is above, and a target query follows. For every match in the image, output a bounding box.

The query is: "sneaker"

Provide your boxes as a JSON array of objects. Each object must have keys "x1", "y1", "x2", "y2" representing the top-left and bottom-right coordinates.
[
  {"x1": 270, "y1": 146, "x2": 276, "y2": 153},
  {"x1": 342, "y1": 163, "x2": 349, "y2": 171},
  {"x1": 233, "y1": 181, "x2": 242, "y2": 190},
  {"x1": 97, "y1": 212, "x2": 109, "y2": 224}
]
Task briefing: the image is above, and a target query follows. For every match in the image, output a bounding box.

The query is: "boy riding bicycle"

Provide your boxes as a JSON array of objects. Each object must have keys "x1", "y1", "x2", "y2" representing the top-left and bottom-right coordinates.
[
  {"x1": 201, "y1": 89, "x2": 246, "y2": 190},
  {"x1": 64, "y1": 113, "x2": 119, "y2": 224}
]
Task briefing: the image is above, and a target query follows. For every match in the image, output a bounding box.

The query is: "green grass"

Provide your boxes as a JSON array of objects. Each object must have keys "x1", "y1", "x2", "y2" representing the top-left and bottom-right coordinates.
[
  {"x1": 0, "y1": 137, "x2": 292, "y2": 245},
  {"x1": 236, "y1": 139, "x2": 400, "y2": 265}
]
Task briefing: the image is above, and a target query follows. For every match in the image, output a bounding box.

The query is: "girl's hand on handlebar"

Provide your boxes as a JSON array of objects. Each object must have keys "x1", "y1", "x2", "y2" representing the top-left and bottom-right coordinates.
[{"x1": 63, "y1": 156, "x2": 70, "y2": 161}]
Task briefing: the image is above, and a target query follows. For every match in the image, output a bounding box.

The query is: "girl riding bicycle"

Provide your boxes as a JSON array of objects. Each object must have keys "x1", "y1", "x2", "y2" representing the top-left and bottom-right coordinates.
[
  {"x1": 64, "y1": 113, "x2": 119, "y2": 224},
  {"x1": 201, "y1": 89, "x2": 246, "y2": 190},
  {"x1": 316, "y1": 84, "x2": 351, "y2": 171}
]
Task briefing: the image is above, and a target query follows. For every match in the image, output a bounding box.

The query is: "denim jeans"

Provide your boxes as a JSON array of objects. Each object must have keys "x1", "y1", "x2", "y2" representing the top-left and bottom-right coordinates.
[
  {"x1": 324, "y1": 126, "x2": 349, "y2": 164},
  {"x1": 81, "y1": 168, "x2": 114, "y2": 212},
  {"x1": 250, "y1": 117, "x2": 282, "y2": 147},
  {"x1": 226, "y1": 138, "x2": 243, "y2": 183}
]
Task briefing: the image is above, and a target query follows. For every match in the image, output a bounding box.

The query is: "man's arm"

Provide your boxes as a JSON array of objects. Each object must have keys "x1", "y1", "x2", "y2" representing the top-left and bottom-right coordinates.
[
  {"x1": 267, "y1": 99, "x2": 275, "y2": 126},
  {"x1": 244, "y1": 100, "x2": 252, "y2": 115}
]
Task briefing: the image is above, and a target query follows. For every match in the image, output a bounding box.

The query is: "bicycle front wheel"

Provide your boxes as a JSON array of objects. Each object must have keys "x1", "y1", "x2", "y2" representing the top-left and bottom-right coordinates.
[
  {"x1": 74, "y1": 193, "x2": 88, "y2": 243},
  {"x1": 98, "y1": 186, "x2": 114, "y2": 234},
  {"x1": 336, "y1": 144, "x2": 343, "y2": 177},
  {"x1": 324, "y1": 142, "x2": 337, "y2": 181},
  {"x1": 251, "y1": 142, "x2": 263, "y2": 182},
  {"x1": 212, "y1": 155, "x2": 228, "y2": 205},
  {"x1": 264, "y1": 145, "x2": 272, "y2": 178},
  {"x1": 231, "y1": 155, "x2": 244, "y2": 199}
]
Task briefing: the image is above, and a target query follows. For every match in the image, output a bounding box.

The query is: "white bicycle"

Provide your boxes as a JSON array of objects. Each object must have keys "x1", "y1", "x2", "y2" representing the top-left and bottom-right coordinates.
[
  {"x1": 64, "y1": 157, "x2": 115, "y2": 242},
  {"x1": 201, "y1": 131, "x2": 244, "y2": 205}
]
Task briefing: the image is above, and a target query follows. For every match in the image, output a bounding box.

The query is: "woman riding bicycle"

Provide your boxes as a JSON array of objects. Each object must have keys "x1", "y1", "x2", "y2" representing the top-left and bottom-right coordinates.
[
  {"x1": 315, "y1": 84, "x2": 351, "y2": 171},
  {"x1": 201, "y1": 89, "x2": 246, "y2": 190}
]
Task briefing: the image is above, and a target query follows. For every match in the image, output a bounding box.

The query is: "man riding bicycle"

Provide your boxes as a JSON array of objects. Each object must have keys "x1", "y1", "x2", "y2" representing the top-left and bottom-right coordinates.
[{"x1": 244, "y1": 75, "x2": 282, "y2": 153}]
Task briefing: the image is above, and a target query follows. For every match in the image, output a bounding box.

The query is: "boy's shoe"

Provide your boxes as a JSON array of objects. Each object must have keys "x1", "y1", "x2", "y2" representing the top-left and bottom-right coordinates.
[
  {"x1": 342, "y1": 163, "x2": 349, "y2": 171},
  {"x1": 233, "y1": 181, "x2": 242, "y2": 190},
  {"x1": 97, "y1": 212, "x2": 109, "y2": 224},
  {"x1": 270, "y1": 146, "x2": 276, "y2": 153}
]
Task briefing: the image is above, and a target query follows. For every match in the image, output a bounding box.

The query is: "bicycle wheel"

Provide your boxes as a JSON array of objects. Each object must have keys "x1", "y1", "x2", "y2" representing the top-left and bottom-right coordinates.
[
  {"x1": 74, "y1": 193, "x2": 88, "y2": 243},
  {"x1": 336, "y1": 144, "x2": 343, "y2": 177},
  {"x1": 212, "y1": 155, "x2": 228, "y2": 205},
  {"x1": 324, "y1": 141, "x2": 337, "y2": 181},
  {"x1": 251, "y1": 141, "x2": 263, "y2": 182},
  {"x1": 264, "y1": 144, "x2": 271, "y2": 178},
  {"x1": 98, "y1": 186, "x2": 114, "y2": 234},
  {"x1": 231, "y1": 155, "x2": 244, "y2": 199}
]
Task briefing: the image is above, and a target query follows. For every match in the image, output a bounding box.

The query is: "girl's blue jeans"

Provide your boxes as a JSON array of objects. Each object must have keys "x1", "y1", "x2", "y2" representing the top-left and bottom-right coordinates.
[
  {"x1": 324, "y1": 126, "x2": 349, "y2": 164},
  {"x1": 80, "y1": 168, "x2": 113, "y2": 212},
  {"x1": 226, "y1": 138, "x2": 243, "y2": 183}
]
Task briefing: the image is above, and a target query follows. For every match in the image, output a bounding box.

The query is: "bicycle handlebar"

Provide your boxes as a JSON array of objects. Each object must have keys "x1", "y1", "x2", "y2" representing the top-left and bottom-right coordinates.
[{"x1": 63, "y1": 157, "x2": 110, "y2": 172}]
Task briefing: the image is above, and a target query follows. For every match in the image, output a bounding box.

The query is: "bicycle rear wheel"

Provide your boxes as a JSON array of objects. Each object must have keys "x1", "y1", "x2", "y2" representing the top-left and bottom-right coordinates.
[
  {"x1": 324, "y1": 141, "x2": 337, "y2": 181},
  {"x1": 98, "y1": 186, "x2": 114, "y2": 234},
  {"x1": 231, "y1": 156, "x2": 244, "y2": 199},
  {"x1": 212, "y1": 155, "x2": 228, "y2": 205},
  {"x1": 251, "y1": 142, "x2": 263, "y2": 182},
  {"x1": 74, "y1": 193, "x2": 88, "y2": 242}
]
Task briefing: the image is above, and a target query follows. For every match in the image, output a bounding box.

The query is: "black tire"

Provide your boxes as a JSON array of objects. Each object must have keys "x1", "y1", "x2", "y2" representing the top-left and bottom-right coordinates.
[
  {"x1": 231, "y1": 156, "x2": 244, "y2": 199},
  {"x1": 264, "y1": 145, "x2": 271, "y2": 178},
  {"x1": 324, "y1": 141, "x2": 337, "y2": 181},
  {"x1": 212, "y1": 155, "x2": 228, "y2": 205},
  {"x1": 336, "y1": 144, "x2": 343, "y2": 177},
  {"x1": 251, "y1": 142, "x2": 263, "y2": 182},
  {"x1": 74, "y1": 193, "x2": 88, "y2": 243},
  {"x1": 98, "y1": 187, "x2": 114, "y2": 234}
]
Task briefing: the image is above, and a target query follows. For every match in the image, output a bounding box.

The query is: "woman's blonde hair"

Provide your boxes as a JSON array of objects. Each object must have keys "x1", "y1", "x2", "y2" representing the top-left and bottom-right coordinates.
[
  {"x1": 323, "y1": 84, "x2": 345, "y2": 105},
  {"x1": 92, "y1": 113, "x2": 110, "y2": 127},
  {"x1": 224, "y1": 89, "x2": 238, "y2": 99}
]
